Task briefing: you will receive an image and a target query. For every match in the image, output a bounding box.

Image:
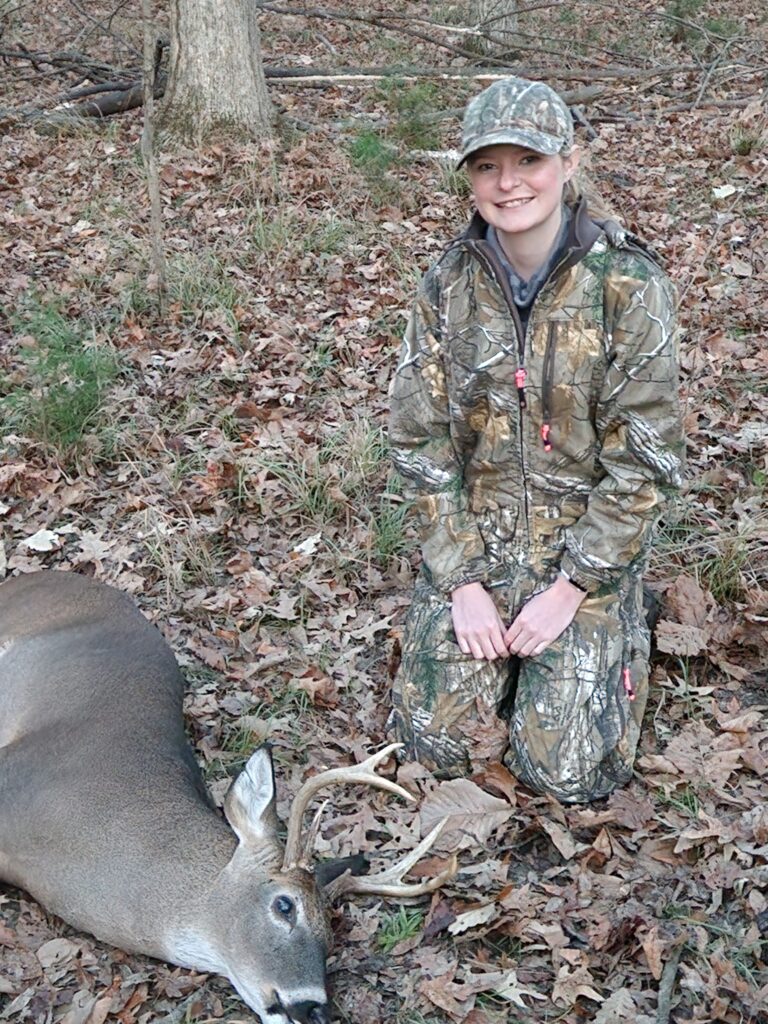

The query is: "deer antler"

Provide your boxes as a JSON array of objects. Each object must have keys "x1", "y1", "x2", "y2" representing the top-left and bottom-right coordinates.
[
  {"x1": 282, "y1": 743, "x2": 415, "y2": 871},
  {"x1": 323, "y1": 818, "x2": 458, "y2": 900}
]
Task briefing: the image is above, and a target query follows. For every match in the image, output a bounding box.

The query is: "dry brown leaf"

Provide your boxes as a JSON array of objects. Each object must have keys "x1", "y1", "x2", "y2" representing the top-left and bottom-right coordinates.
[
  {"x1": 420, "y1": 778, "x2": 513, "y2": 851},
  {"x1": 537, "y1": 816, "x2": 580, "y2": 859},
  {"x1": 593, "y1": 987, "x2": 637, "y2": 1021},
  {"x1": 492, "y1": 969, "x2": 547, "y2": 1008},
  {"x1": 663, "y1": 574, "x2": 717, "y2": 627},
  {"x1": 551, "y1": 962, "x2": 604, "y2": 1006},
  {"x1": 447, "y1": 903, "x2": 497, "y2": 935},
  {"x1": 655, "y1": 619, "x2": 709, "y2": 656},
  {"x1": 473, "y1": 762, "x2": 517, "y2": 805},
  {"x1": 419, "y1": 974, "x2": 470, "y2": 1017},
  {"x1": 673, "y1": 812, "x2": 735, "y2": 853},
  {"x1": 640, "y1": 924, "x2": 665, "y2": 980},
  {"x1": 36, "y1": 937, "x2": 81, "y2": 970}
]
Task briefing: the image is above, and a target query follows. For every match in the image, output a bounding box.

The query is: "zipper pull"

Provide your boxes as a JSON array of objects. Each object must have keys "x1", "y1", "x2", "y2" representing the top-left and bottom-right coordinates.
[
  {"x1": 541, "y1": 423, "x2": 552, "y2": 452},
  {"x1": 515, "y1": 367, "x2": 527, "y2": 409},
  {"x1": 622, "y1": 666, "x2": 636, "y2": 702}
]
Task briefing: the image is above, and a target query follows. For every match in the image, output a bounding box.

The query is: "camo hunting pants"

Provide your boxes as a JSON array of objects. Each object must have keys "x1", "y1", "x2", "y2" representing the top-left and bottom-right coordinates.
[{"x1": 388, "y1": 531, "x2": 650, "y2": 804}]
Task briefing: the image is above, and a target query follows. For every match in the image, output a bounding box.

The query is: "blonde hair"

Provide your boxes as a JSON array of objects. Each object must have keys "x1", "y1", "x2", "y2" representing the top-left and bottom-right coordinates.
[{"x1": 564, "y1": 158, "x2": 622, "y2": 225}]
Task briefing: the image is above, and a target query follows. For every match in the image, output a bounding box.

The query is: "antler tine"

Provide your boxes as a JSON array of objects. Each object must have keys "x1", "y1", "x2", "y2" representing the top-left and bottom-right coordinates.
[
  {"x1": 324, "y1": 818, "x2": 458, "y2": 901},
  {"x1": 294, "y1": 800, "x2": 328, "y2": 871},
  {"x1": 282, "y1": 743, "x2": 413, "y2": 870}
]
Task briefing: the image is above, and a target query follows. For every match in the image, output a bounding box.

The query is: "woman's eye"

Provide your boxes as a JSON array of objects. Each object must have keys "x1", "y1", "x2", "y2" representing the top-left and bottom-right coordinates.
[{"x1": 273, "y1": 895, "x2": 295, "y2": 918}]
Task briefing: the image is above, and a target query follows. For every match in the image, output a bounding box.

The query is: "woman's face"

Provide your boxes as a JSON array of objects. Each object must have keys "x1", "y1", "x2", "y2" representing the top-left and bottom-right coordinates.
[{"x1": 467, "y1": 144, "x2": 579, "y2": 248}]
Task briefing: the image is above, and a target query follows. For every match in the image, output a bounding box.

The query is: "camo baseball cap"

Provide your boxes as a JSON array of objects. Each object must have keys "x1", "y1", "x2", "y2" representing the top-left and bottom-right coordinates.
[{"x1": 457, "y1": 77, "x2": 574, "y2": 168}]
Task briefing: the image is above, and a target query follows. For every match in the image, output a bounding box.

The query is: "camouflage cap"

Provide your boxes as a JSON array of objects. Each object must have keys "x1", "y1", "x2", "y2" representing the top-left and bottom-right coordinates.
[{"x1": 458, "y1": 77, "x2": 573, "y2": 168}]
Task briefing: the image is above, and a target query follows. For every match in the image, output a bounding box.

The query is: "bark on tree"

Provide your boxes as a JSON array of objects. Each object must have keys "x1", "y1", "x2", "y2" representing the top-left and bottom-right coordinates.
[
  {"x1": 473, "y1": 0, "x2": 519, "y2": 54},
  {"x1": 158, "y1": 0, "x2": 272, "y2": 144}
]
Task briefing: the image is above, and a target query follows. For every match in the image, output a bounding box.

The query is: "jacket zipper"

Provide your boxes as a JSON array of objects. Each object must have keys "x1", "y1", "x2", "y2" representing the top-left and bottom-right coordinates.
[
  {"x1": 541, "y1": 323, "x2": 557, "y2": 452},
  {"x1": 466, "y1": 240, "x2": 531, "y2": 539}
]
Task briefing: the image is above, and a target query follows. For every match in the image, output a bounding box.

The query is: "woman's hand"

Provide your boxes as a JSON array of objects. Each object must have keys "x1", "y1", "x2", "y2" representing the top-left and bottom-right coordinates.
[
  {"x1": 451, "y1": 582, "x2": 509, "y2": 661},
  {"x1": 505, "y1": 575, "x2": 586, "y2": 657}
]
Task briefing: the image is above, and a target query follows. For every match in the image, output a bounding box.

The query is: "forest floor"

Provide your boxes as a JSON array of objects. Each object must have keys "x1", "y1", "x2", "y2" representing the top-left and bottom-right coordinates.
[{"x1": 1, "y1": 2, "x2": 767, "y2": 1023}]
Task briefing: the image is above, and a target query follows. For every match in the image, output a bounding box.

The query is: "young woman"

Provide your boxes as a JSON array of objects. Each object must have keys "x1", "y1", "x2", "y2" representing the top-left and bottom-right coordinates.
[{"x1": 387, "y1": 77, "x2": 683, "y2": 803}]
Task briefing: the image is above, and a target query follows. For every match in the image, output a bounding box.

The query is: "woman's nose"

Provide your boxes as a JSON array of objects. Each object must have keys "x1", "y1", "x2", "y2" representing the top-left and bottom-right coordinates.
[{"x1": 498, "y1": 166, "x2": 520, "y2": 190}]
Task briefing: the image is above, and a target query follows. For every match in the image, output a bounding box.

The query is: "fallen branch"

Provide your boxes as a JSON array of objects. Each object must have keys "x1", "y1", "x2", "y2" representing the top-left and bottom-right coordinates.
[
  {"x1": 254, "y1": 2, "x2": 681, "y2": 70},
  {"x1": 265, "y1": 64, "x2": 694, "y2": 81}
]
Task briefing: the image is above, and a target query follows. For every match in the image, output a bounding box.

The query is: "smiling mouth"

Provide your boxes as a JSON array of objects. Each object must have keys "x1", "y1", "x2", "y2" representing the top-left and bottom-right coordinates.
[{"x1": 497, "y1": 197, "x2": 534, "y2": 208}]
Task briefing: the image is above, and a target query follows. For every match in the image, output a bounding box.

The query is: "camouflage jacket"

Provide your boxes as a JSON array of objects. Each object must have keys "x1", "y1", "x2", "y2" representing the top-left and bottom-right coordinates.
[{"x1": 389, "y1": 200, "x2": 684, "y2": 595}]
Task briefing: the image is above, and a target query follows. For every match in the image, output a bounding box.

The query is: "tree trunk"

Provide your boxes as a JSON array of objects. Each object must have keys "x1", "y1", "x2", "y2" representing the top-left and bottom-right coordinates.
[
  {"x1": 473, "y1": 0, "x2": 518, "y2": 54},
  {"x1": 158, "y1": 0, "x2": 272, "y2": 144}
]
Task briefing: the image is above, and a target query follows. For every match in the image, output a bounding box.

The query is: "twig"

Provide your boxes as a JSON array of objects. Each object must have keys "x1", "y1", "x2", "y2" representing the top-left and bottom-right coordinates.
[
  {"x1": 140, "y1": 5, "x2": 166, "y2": 308},
  {"x1": 571, "y1": 105, "x2": 598, "y2": 140},
  {"x1": 68, "y1": 0, "x2": 140, "y2": 58},
  {"x1": 315, "y1": 32, "x2": 337, "y2": 57},
  {"x1": 656, "y1": 943, "x2": 684, "y2": 1024},
  {"x1": 691, "y1": 36, "x2": 740, "y2": 109},
  {"x1": 254, "y1": 2, "x2": 648, "y2": 69}
]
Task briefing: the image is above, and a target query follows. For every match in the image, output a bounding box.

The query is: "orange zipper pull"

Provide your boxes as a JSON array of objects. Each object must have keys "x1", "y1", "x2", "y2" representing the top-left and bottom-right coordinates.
[
  {"x1": 515, "y1": 367, "x2": 527, "y2": 409},
  {"x1": 541, "y1": 423, "x2": 552, "y2": 451},
  {"x1": 622, "y1": 666, "x2": 635, "y2": 701}
]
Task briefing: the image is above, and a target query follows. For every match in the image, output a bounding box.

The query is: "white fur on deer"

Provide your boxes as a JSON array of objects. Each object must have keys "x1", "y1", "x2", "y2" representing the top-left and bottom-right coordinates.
[{"x1": 0, "y1": 572, "x2": 455, "y2": 1024}]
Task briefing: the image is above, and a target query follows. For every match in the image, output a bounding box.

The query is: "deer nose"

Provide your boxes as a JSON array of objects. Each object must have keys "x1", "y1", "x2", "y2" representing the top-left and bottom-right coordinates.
[{"x1": 287, "y1": 1001, "x2": 330, "y2": 1024}]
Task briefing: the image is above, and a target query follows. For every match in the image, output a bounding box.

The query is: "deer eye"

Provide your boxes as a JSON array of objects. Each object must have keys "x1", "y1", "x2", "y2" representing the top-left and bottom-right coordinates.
[{"x1": 273, "y1": 895, "x2": 295, "y2": 919}]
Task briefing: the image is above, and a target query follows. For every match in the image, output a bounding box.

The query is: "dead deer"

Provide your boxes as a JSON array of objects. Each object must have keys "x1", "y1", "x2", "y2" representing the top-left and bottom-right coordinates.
[{"x1": 0, "y1": 571, "x2": 455, "y2": 1024}]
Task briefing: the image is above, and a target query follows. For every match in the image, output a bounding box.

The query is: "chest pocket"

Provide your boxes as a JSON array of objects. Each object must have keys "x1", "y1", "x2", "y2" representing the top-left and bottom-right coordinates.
[{"x1": 542, "y1": 321, "x2": 606, "y2": 430}]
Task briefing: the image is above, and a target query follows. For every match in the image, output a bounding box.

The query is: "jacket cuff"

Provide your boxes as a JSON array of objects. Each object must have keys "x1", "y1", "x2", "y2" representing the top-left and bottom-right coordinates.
[
  {"x1": 559, "y1": 554, "x2": 602, "y2": 595},
  {"x1": 438, "y1": 561, "x2": 490, "y2": 597}
]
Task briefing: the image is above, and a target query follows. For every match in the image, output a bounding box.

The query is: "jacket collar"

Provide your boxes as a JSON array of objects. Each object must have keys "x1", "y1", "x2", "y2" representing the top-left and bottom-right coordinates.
[{"x1": 459, "y1": 197, "x2": 602, "y2": 279}]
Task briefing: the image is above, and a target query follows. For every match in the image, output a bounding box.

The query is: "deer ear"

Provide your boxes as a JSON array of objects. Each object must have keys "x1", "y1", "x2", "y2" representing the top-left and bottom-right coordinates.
[
  {"x1": 315, "y1": 853, "x2": 369, "y2": 889},
  {"x1": 224, "y1": 746, "x2": 280, "y2": 846}
]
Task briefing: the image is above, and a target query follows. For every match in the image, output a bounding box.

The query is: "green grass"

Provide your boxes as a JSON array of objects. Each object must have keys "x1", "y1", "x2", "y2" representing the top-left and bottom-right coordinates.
[
  {"x1": 379, "y1": 80, "x2": 442, "y2": 150},
  {"x1": 377, "y1": 907, "x2": 424, "y2": 953},
  {"x1": 319, "y1": 420, "x2": 388, "y2": 488},
  {"x1": 659, "y1": 782, "x2": 701, "y2": 818},
  {"x1": 348, "y1": 129, "x2": 397, "y2": 175},
  {"x1": 257, "y1": 453, "x2": 345, "y2": 524},
  {"x1": 249, "y1": 203, "x2": 354, "y2": 260},
  {"x1": 1, "y1": 298, "x2": 120, "y2": 457},
  {"x1": 371, "y1": 496, "x2": 413, "y2": 563},
  {"x1": 170, "y1": 252, "x2": 241, "y2": 317},
  {"x1": 138, "y1": 507, "x2": 219, "y2": 593}
]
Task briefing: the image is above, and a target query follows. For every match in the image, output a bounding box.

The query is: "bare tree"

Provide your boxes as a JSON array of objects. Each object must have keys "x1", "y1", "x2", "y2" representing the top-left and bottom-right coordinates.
[
  {"x1": 158, "y1": 0, "x2": 272, "y2": 143},
  {"x1": 473, "y1": 0, "x2": 519, "y2": 54}
]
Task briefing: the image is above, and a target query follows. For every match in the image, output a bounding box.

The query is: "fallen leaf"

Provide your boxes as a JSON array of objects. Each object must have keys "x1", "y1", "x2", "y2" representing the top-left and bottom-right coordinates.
[
  {"x1": 551, "y1": 963, "x2": 604, "y2": 1006},
  {"x1": 640, "y1": 925, "x2": 665, "y2": 980},
  {"x1": 292, "y1": 531, "x2": 323, "y2": 556},
  {"x1": 493, "y1": 969, "x2": 547, "y2": 1008},
  {"x1": 593, "y1": 987, "x2": 637, "y2": 1021},
  {"x1": 447, "y1": 903, "x2": 497, "y2": 935},
  {"x1": 655, "y1": 619, "x2": 708, "y2": 656},
  {"x1": 420, "y1": 778, "x2": 513, "y2": 851},
  {"x1": 474, "y1": 762, "x2": 517, "y2": 805},
  {"x1": 538, "y1": 816, "x2": 580, "y2": 859},
  {"x1": 21, "y1": 528, "x2": 61, "y2": 552},
  {"x1": 36, "y1": 937, "x2": 81, "y2": 970}
]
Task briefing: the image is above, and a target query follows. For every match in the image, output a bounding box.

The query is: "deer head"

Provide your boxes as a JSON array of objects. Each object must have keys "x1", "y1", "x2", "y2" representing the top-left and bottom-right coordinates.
[{"x1": 163, "y1": 743, "x2": 455, "y2": 1024}]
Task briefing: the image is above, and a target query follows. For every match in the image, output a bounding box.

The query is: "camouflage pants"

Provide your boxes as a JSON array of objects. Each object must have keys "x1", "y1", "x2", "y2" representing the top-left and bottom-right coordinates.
[{"x1": 388, "y1": 546, "x2": 650, "y2": 804}]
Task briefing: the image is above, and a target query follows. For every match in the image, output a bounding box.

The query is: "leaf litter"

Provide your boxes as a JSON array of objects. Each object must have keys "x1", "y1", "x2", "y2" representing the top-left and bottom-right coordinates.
[{"x1": 1, "y1": 2, "x2": 767, "y2": 1023}]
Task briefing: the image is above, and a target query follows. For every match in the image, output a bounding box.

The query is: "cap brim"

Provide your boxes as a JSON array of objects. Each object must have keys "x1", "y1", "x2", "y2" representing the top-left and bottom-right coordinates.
[{"x1": 457, "y1": 128, "x2": 564, "y2": 169}]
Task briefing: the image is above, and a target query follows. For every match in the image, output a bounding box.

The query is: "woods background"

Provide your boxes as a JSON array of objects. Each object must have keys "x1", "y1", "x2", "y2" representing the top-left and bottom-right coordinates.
[{"x1": 1, "y1": 1, "x2": 767, "y2": 1022}]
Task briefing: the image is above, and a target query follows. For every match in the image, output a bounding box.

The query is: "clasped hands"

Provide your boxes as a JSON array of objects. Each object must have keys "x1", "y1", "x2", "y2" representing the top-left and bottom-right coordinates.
[{"x1": 451, "y1": 577, "x2": 586, "y2": 660}]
